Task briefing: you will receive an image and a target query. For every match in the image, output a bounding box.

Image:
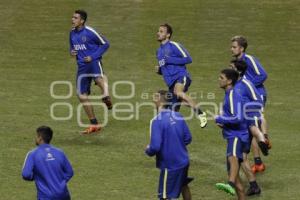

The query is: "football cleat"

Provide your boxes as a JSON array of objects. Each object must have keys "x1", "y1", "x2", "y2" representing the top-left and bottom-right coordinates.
[
  {"x1": 246, "y1": 186, "x2": 261, "y2": 196},
  {"x1": 81, "y1": 125, "x2": 101, "y2": 135},
  {"x1": 198, "y1": 112, "x2": 207, "y2": 128},
  {"x1": 251, "y1": 163, "x2": 265, "y2": 174},
  {"x1": 215, "y1": 183, "x2": 236, "y2": 196},
  {"x1": 264, "y1": 134, "x2": 272, "y2": 149},
  {"x1": 258, "y1": 141, "x2": 269, "y2": 156},
  {"x1": 102, "y1": 96, "x2": 113, "y2": 110}
]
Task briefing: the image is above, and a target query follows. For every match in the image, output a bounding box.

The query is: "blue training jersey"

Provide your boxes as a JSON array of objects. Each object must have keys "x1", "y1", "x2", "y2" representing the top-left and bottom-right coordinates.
[
  {"x1": 156, "y1": 40, "x2": 192, "y2": 87},
  {"x1": 215, "y1": 88, "x2": 249, "y2": 142},
  {"x1": 234, "y1": 78, "x2": 263, "y2": 118},
  {"x1": 69, "y1": 26, "x2": 110, "y2": 67},
  {"x1": 145, "y1": 109, "x2": 192, "y2": 170},
  {"x1": 22, "y1": 144, "x2": 74, "y2": 200},
  {"x1": 240, "y1": 53, "x2": 267, "y2": 87}
]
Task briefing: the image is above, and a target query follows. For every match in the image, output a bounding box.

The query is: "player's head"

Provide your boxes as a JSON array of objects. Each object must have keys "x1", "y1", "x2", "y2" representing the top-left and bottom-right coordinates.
[
  {"x1": 230, "y1": 59, "x2": 248, "y2": 77},
  {"x1": 219, "y1": 68, "x2": 239, "y2": 89},
  {"x1": 153, "y1": 90, "x2": 172, "y2": 109},
  {"x1": 157, "y1": 23, "x2": 173, "y2": 42},
  {"x1": 231, "y1": 36, "x2": 248, "y2": 57},
  {"x1": 36, "y1": 126, "x2": 53, "y2": 145},
  {"x1": 72, "y1": 10, "x2": 87, "y2": 29}
]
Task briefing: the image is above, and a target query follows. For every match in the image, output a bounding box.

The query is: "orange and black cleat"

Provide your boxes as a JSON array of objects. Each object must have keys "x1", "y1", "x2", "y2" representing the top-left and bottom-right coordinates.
[
  {"x1": 102, "y1": 96, "x2": 113, "y2": 110},
  {"x1": 251, "y1": 163, "x2": 265, "y2": 174},
  {"x1": 80, "y1": 125, "x2": 101, "y2": 135}
]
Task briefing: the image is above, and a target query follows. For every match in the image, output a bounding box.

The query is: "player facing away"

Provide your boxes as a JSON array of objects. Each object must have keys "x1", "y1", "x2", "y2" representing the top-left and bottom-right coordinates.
[
  {"x1": 70, "y1": 10, "x2": 112, "y2": 134},
  {"x1": 231, "y1": 36, "x2": 271, "y2": 173},
  {"x1": 231, "y1": 60, "x2": 266, "y2": 196},
  {"x1": 145, "y1": 90, "x2": 193, "y2": 200},
  {"x1": 155, "y1": 23, "x2": 207, "y2": 128},
  {"x1": 22, "y1": 126, "x2": 74, "y2": 200},
  {"x1": 215, "y1": 69, "x2": 247, "y2": 200}
]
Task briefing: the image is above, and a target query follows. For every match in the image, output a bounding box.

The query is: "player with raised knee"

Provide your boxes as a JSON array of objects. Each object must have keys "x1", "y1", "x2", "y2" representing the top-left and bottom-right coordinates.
[{"x1": 155, "y1": 23, "x2": 207, "y2": 128}]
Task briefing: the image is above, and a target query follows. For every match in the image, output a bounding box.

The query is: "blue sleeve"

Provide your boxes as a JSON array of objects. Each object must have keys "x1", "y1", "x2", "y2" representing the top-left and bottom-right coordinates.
[
  {"x1": 182, "y1": 120, "x2": 192, "y2": 145},
  {"x1": 62, "y1": 153, "x2": 74, "y2": 182},
  {"x1": 22, "y1": 151, "x2": 34, "y2": 181},
  {"x1": 165, "y1": 43, "x2": 192, "y2": 65},
  {"x1": 215, "y1": 90, "x2": 243, "y2": 125},
  {"x1": 89, "y1": 30, "x2": 110, "y2": 61},
  {"x1": 69, "y1": 32, "x2": 74, "y2": 53},
  {"x1": 246, "y1": 57, "x2": 267, "y2": 86},
  {"x1": 145, "y1": 119, "x2": 162, "y2": 156}
]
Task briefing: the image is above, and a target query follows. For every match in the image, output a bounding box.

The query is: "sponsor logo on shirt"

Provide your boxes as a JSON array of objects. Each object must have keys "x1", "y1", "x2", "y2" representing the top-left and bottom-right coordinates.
[{"x1": 73, "y1": 44, "x2": 87, "y2": 50}]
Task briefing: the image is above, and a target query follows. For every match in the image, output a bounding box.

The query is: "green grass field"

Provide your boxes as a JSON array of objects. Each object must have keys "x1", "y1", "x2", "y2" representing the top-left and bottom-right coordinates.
[{"x1": 1, "y1": 0, "x2": 300, "y2": 199}]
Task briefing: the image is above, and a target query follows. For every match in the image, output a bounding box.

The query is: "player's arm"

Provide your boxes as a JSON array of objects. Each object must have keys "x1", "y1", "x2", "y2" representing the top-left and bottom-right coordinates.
[
  {"x1": 215, "y1": 90, "x2": 243, "y2": 125},
  {"x1": 22, "y1": 151, "x2": 34, "y2": 181},
  {"x1": 165, "y1": 42, "x2": 192, "y2": 65},
  {"x1": 246, "y1": 56, "x2": 267, "y2": 86},
  {"x1": 62, "y1": 153, "x2": 74, "y2": 183},
  {"x1": 145, "y1": 119, "x2": 162, "y2": 156},
  {"x1": 89, "y1": 30, "x2": 110, "y2": 61}
]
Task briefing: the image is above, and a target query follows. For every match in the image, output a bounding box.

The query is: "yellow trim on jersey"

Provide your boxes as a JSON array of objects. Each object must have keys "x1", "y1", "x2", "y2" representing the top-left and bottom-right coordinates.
[
  {"x1": 170, "y1": 41, "x2": 187, "y2": 57},
  {"x1": 163, "y1": 169, "x2": 168, "y2": 199},
  {"x1": 229, "y1": 90, "x2": 234, "y2": 115},
  {"x1": 254, "y1": 116, "x2": 259, "y2": 127},
  {"x1": 246, "y1": 54, "x2": 260, "y2": 75},
  {"x1": 233, "y1": 137, "x2": 238, "y2": 157},
  {"x1": 183, "y1": 76, "x2": 187, "y2": 86},
  {"x1": 242, "y1": 79, "x2": 258, "y2": 100}
]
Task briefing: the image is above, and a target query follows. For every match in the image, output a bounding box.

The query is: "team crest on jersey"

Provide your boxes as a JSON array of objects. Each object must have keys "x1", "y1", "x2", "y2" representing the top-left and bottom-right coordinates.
[{"x1": 81, "y1": 36, "x2": 87, "y2": 42}]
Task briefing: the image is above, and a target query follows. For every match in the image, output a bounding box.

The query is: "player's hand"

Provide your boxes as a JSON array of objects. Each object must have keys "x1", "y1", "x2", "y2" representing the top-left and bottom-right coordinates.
[
  {"x1": 84, "y1": 56, "x2": 92, "y2": 63},
  {"x1": 216, "y1": 123, "x2": 223, "y2": 128},
  {"x1": 70, "y1": 50, "x2": 77, "y2": 56},
  {"x1": 145, "y1": 145, "x2": 150, "y2": 151}
]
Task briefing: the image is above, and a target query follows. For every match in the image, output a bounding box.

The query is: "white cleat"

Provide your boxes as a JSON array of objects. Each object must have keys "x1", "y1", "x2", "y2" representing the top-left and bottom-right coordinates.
[{"x1": 198, "y1": 112, "x2": 207, "y2": 128}]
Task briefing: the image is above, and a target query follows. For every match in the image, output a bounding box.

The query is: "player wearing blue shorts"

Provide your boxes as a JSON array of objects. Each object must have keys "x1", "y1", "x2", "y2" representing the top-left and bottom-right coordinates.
[
  {"x1": 155, "y1": 23, "x2": 207, "y2": 128},
  {"x1": 70, "y1": 10, "x2": 112, "y2": 134},
  {"x1": 215, "y1": 69, "x2": 247, "y2": 200},
  {"x1": 231, "y1": 36, "x2": 271, "y2": 173},
  {"x1": 145, "y1": 90, "x2": 193, "y2": 200},
  {"x1": 231, "y1": 60, "x2": 270, "y2": 196}
]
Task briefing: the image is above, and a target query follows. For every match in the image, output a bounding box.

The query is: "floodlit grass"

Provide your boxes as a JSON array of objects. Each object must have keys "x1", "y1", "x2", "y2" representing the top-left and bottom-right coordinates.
[{"x1": 0, "y1": 0, "x2": 299, "y2": 199}]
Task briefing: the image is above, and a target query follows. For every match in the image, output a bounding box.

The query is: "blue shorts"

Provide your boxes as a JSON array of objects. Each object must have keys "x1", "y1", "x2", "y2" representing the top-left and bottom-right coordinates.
[
  {"x1": 168, "y1": 76, "x2": 191, "y2": 111},
  {"x1": 76, "y1": 60, "x2": 104, "y2": 95},
  {"x1": 226, "y1": 137, "x2": 244, "y2": 161},
  {"x1": 242, "y1": 134, "x2": 253, "y2": 154},
  {"x1": 246, "y1": 115, "x2": 262, "y2": 128},
  {"x1": 158, "y1": 165, "x2": 193, "y2": 199}
]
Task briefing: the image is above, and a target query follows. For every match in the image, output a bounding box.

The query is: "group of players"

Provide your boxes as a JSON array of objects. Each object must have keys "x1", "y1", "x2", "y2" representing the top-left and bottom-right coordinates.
[{"x1": 22, "y1": 9, "x2": 272, "y2": 200}]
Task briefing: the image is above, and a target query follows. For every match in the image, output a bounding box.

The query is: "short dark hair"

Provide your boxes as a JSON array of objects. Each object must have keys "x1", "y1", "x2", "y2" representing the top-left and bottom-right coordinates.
[
  {"x1": 160, "y1": 23, "x2": 173, "y2": 39},
  {"x1": 221, "y1": 68, "x2": 239, "y2": 86},
  {"x1": 231, "y1": 36, "x2": 248, "y2": 52},
  {"x1": 36, "y1": 126, "x2": 53, "y2": 144},
  {"x1": 230, "y1": 59, "x2": 248, "y2": 77},
  {"x1": 75, "y1": 9, "x2": 87, "y2": 24},
  {"x1": 157, "y1": 90, "x2": 173, "y2": 108}
]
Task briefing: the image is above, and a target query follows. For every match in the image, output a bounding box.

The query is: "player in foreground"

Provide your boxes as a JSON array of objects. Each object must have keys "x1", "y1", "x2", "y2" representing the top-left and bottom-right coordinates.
[
  {"x1": 22, "y1": 126, "x2": 74, "y2": 200},
  {"x1": 145, "y1": 90, "x2": 193, "y2": 200},
  {"x1": 215, "y1": 69, "x2": 246, "y2": 200},
  {"x1": 231, "y1": 36, "x2": 271, "y2": 173},
  {"x1": 70, "y1": 9, "x2": 111, "y2": 134},
  {"x1": 155, "y1": 23, "x2": 207, "y2": 128}
]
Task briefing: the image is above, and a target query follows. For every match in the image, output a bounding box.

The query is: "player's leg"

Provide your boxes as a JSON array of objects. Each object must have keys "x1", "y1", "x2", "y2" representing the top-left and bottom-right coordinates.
[
  {"x1": 248, "y1": 117, "x2": 268, "y2": 156},
  {"x1": 93, "y1": 61, "x2": 112, "y2": 109},
  {"x1": 181, "y1": 165, "x2": 193, "y2": 200},
  {"x1": 77, "y1": 73, "x2": 101, "y2": 134},
  {"x1": 173, "y1": 77, "x2": 207, "y2": 128},
  {"x1": 241, "y1": 152, "x2": 261, "y2": 196},
  {"x1": 181, "y1": 185, "x2": 191, "y2": 200},
  {"x1": 251, "y1": 138, "x2": 265, "y2": 173},
  {"x1": 235, "y1": 175, "x2": 246, "y2": 200}
]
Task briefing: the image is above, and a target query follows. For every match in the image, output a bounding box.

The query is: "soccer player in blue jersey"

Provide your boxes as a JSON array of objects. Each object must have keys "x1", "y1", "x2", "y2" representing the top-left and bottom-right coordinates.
[
  {"x1": 231, "y1": 60, "x2": 268, "y2": 196},
  {"x1": 231, "y1": 36, "x2": 271, "y2": 173},
  {"x1": 70, "y1": 10, "x2": 111, "y2": 134},
  {"x1": 22, "y1": 126, "x2": 74, "y2": 200},
  {"x1": 215, "y1": 69, "x2": 246, "y2": 200},
  {"x1": 145, "y1": 90, "x2": 193, "y2": 200},
  {"x1": 155, "y1": 23, "x2": 207, "y2": 128}
]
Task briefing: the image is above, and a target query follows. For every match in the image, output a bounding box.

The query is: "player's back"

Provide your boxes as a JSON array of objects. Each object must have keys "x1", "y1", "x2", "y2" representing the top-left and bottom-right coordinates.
[{"x1": 31, "y1": 144, "x2": 72, "y2": 199}]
